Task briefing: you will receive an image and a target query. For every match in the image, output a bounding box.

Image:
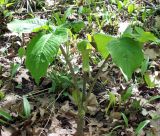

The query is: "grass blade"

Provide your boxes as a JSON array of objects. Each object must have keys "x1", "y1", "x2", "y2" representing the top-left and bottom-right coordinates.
[
  {"x1": 135, "y1": 120, "x2": 150, "y2": 135},
  {"x1": 148, "y1": 95, "x2": 160, "y2": 103},
  {"x1": 23, "y1": 96, "x2": 31, "y2": 118},
  {"x1": 0, "y1": 108, "x2": 12, "y2": 121},
  {"x1": 121, "y1": 112, "x2": 128, "y2": 127}
]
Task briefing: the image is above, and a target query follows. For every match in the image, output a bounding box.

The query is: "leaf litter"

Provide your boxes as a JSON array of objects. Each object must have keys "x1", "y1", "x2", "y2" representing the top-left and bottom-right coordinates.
[{"x1": 0, "y1": 0, "x2": 160, "y2": 136}]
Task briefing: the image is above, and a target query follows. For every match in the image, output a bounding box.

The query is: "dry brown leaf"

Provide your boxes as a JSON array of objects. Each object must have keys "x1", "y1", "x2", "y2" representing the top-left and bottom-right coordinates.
[
  {"x1": 110, "y1": 111, "x2": 121, "y2": 120},
  {"x1": 1, "y1": 126, "x2": 14, "y2": 136},
  {"x1": 13, "y1": 68, "x2": 30, "y2": 84},
  {"x1": 39, "y1": 107, "x2": 45, "y2": 117},
  {"x1": 31, "y1": 111, "x2": 38, "y2": 125},
  {"x1": 144, "y1": 48, "x2": 160, "y2": 59},
  {"x1": 60, "y1": 101, "x2": 70, "y2": 113},
  {"x1": 86, "y1": 93, "x2": 99, "y2": 115},
  {"x1": 150, "y1": 103, "x2": 160, "y2": 135}
]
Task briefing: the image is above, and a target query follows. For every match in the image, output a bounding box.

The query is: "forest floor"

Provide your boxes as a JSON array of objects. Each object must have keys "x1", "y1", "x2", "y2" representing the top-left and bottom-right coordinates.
[{"x1": 0, "y1": 0, "x2": 160, "y2": 136}]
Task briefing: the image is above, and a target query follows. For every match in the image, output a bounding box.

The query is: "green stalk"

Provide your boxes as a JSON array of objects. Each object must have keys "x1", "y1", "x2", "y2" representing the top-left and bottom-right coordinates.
[
  {"x1": 76, "y1": 107, "x2": 85, "y2": 136},
  {"x1": 60, "y1": 45, "x2": 85, "y2": 136},
  {"x1": 60, "y1": 45, "x2": 78, "y2": 89}
]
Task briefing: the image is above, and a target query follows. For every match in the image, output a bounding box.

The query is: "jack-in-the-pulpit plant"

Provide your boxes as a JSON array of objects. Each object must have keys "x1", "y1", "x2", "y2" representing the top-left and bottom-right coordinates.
[{"x1": 7, "y1": 17, "x2": 158, "y2": 136}]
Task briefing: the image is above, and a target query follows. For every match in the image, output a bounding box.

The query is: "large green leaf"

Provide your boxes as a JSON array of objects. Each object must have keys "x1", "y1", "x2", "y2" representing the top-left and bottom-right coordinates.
[
  {"x1": 26, "y1": 28, "x2": 68, "y2": 84},
  {"x1": 7, "y1": 18, "x2": 48, "y2": 34},
  {"x1": 107, "y1": 38, "x2": 144, "y2": 80},
  {"x1": 93, "y1": 33, "x2": 115, "y2": 58}
]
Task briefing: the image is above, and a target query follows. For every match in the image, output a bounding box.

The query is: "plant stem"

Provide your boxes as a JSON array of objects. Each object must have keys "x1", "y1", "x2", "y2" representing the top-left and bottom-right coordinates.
[
  {"x1": 77, "y1": 107, "x2": 85, "y2": 136},
  {"x1": 60, "y1": 45, "x2": 78, "y2": 89},
  {"x1": 87, "y1": 57, "x2": 108, "y2": 98},
  {"x1": 82, "y1": 71, "x2": 87, "y2": 101},
  {"x1": 60, "y1": 45, "x2": 85, "y2": 136}
]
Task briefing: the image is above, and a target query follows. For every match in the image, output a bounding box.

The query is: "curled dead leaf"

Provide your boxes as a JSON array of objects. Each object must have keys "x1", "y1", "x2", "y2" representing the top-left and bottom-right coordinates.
[{"x1": 86, "y1": 93, "x2": 99, "y2": 115}]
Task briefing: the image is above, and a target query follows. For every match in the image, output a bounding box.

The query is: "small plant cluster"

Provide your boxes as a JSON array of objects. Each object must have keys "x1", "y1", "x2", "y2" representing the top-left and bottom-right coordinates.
[
  {"x1": 6, "y1": 15, "x2": 159, "y2": 135},
  {"x1": 0, "y1": 0, "x2": 159, "y2": 135},
  {"x1": 0, "y1": 0, "x2": 13, "y2": 35}
]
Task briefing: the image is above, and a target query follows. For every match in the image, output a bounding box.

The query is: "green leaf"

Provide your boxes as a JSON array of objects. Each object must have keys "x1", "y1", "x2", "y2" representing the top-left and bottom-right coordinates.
[
  {"x1": 144, "y1": 73, "x2": 156, "y2": 88},
  {"x1": 77, "y1": 40, "x2": 92, "y2": 51},
  {"x1": 107, "y1": 38, "x2": 144, "y2": 80},
  {"x1": 23, "y1": 96, "x2": 31, "y2": 118},
  {"x1": 18, "y1": 47, "x2": 26, "y2": 59},
  {"x1": 53, "y1": 12, "x2": 63, "y2": 25},
  {"x1": 10, "y1": 63, "x2": 20, "y2": 78},
  {"x1": 132, "y1": 99, "x2": 141, "y2": 111},
  {"x1": 0, "y1": 119, "x2": 8, "y2": 124},
  {"x1": 134, "y1": 27, "x2": 157, "y2": 43},
  {"x1": 141, "y1": 57, "x2": 149, "y2": 76},
  {"x1": 70, "y1": 21, "x2": 85, "y2": 33},
  {"x1": 118, "y1": 1, "x2": 123, "y2": 10},
  {"x1": 0, "y1": 0, "x2": 5, "y2": 4},
  {"x1": 61, "y1": 21, "x2": 85, "y2": 33},
  {"x1": 77, "y1": 40, "x2": 91, "y2": 72},
  {"x1": 148, "y1": 95, "x2": 160, "y2": 103},
  {"x1": 106, "y1": 92, "x2": 116, "y2": 113},
  {"x1": 122, "y1": 87, "x2": 132, "y2": 102},
  {"x1": 93, "y1": 33, "x2": 115, "y2": 58},
  {"x1": 128, "y1": 4, "x2": 134, "y2": 14},
  {"x1": 123, "y1": 0, "x2": 129, "y2": 6},
  {"x1": 26, "y1": 28, "x2": 68, "y2": 84},
  {"x1": 135, "y1": 120, "x2": 150, "y2": 135},
  {"x1": 7, "y1": 18, "x2": 48, "y2": 34},
  {"x1": 60, "y1": 76, "x2": 72, "y2": 88},
  {"x1": 0, "y1": 91, "x2": 5, "y2": 100},
  {"x1": 135, "y1": 27, "x2": 144, "y2": 34},
  {"x1": 0, "y1": 108, "x2": 12, "y2": 121},
  {"x1": 6, "y1": 2, "x2": 14, "y2": 7},
  {"x1": 121, "y1": 112, "x2": 128, "y2": 127},
  {"x1": 78, "y1": 6, "x2": 91, "y2": 14},
  {"x1": 71, "y1": 90, "x2": 82, "y2": 106},
  {"x1": 63, "y1": 7, "x2": 73, "y2": 21},
  {"x1": 122, "y1": 25, "x2": 133, "y2": 37},
  {"x1": 81, "y1": 50, "x2": 90, "y2": 72},
  {"x1": 122, "y1": 26, "x2": 157, "y2": 43},
  {"x1": 110, "y1": 0, "x2": 116, "y2": 4},
  {"x1": 109, "y1": 92, "x2": 116, "y2": 106},
  {"x1": 106, "y1": 125, "x2": 123, "y2": 136}
]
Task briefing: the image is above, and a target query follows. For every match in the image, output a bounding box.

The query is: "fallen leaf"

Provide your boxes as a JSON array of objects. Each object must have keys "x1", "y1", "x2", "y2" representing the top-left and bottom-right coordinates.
[
  {"x1": 86, "y1": 93, "x2": 99, "y2": 115},
  {"x1": 144, "y1": 48, "x2": 160, "y2": 59}
]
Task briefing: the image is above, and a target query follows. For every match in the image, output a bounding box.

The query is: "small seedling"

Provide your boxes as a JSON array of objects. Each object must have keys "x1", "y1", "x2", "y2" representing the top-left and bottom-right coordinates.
[
  {"x1": 135, "y1": 120, "x2": 150, "y2": 135},
  {"x1": 121, "y1": 112, "x2": 129, "y2": 127},
  {"x1": 10, "y1": 63, "x2": 20, "y2": 78},
  {"x1": 0, "y1": 108, "x2": 12, "y2": 124},
  {"x1": 23, "y1": 96, "x2": 31, "y2": 118},
  {"x1": 106, "y1": 92, "x2": 116, "y2": 114}
]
